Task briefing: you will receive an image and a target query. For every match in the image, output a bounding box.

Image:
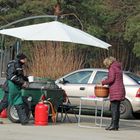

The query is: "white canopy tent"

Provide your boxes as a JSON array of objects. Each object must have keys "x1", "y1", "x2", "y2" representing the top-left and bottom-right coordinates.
[{"x1": 0, "y1": 21, "x2": 111, "y2": 49}]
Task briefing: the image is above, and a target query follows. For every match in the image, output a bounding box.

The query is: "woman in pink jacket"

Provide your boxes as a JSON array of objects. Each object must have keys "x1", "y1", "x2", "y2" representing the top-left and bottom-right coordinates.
[{"x1": 102, "y1": 57, "x2": 125, "y2": 131}]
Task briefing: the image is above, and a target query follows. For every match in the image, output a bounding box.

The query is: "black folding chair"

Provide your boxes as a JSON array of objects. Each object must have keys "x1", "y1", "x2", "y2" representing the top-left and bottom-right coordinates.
[{"x1": 58, "y1": 95, "x2": 78, "y2": 123}]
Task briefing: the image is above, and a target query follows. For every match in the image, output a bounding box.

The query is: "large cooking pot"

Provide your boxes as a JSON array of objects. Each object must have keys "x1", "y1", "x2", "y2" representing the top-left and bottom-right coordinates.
[{"x1": 95, "y1": 85, "x2": 109, "y2": 98}]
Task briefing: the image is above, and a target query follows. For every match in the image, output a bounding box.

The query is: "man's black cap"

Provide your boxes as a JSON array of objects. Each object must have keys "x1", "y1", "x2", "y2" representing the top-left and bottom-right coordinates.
[{"x1": 16, "y1": 53, "x2": 27, "y2": 60}]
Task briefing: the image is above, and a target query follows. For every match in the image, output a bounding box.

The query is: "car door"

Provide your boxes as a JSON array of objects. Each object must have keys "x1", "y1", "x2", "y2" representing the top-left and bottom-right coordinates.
[{"x1": 57, "y1": 70, "x2": 94, "y2": 106}]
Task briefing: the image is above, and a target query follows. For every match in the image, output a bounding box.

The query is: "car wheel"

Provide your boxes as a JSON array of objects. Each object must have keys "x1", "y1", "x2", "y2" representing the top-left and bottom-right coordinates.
[
  {"x1": 120, "y1": 99, "x2": 133, "y2": 119},
  {"x1": 7, "y1": 105, "x2": 20, "y2": 123}
]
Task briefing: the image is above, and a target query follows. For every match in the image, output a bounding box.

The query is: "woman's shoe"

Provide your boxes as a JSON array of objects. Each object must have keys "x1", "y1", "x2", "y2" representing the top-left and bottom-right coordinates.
[
  {"x1": 108, "y1": 127, "x2": 118, "y2": 131},
  {"x1": 105, "y1": 126, "x2": 111, "y2": 130},
  {"x1": 105, "y1": 122, "x2": 113, "y2": 130}
]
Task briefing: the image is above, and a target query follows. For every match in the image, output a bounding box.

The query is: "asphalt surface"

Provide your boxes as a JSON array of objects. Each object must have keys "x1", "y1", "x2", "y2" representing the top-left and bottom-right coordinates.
[{"x1": 0, "y1": 114, "x2": 140, "y2": 140}]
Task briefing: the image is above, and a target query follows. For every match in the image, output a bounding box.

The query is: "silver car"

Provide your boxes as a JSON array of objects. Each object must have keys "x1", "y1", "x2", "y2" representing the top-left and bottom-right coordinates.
[{"x1": 56, "y1": 68, "x2": 140, "y2": 119}]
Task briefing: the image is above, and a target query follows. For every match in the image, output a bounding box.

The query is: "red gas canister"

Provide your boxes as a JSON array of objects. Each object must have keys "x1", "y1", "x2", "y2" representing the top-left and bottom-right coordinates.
[
  {"x1": 0, "y1": 109, "x2": 7, "y2": 118},
  {"x1": 35, "y1": 102, "x2": 48, "y2": 126}
]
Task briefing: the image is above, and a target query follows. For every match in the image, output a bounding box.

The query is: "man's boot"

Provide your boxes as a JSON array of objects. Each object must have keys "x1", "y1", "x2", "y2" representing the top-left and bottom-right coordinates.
[{"x1": 15, "y1": 104, "x2": 29, "y2": 125}]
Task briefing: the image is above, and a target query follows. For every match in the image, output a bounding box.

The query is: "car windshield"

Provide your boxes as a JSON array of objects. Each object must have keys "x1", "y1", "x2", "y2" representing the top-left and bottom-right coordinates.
[{"x1": 125, "y1": 72, "x2": 140, "y2": 84}]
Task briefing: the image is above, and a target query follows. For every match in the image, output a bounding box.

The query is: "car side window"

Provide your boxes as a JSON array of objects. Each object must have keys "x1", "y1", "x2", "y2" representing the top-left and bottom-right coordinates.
[
  {"x1": 64, "y1": 71, "x2": 93, "y2": 84},
  {"x1": 92, "y1": 71, "x2": 108, "y2": 84}
]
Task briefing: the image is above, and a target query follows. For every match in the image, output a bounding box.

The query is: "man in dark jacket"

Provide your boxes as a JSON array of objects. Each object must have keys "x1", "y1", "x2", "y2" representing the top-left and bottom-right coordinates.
[
  {"x1": 102, "y1": 56, "x2": 125, "y2": 131},
  {"x1": 6, "y1": 53, "x2": 29, "y2": 125}
]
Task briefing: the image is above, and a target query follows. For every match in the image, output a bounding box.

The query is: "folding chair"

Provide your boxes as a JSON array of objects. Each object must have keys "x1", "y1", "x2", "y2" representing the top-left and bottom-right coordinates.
[{"x1": 58, "y1": 94, "x2": 78, "y2": 123}]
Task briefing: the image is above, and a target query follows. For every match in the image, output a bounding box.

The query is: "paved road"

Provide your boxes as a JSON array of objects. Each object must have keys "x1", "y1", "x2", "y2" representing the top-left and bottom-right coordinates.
[{"x1": 0, "y1": 115, "x2": 140, "y2": 140}]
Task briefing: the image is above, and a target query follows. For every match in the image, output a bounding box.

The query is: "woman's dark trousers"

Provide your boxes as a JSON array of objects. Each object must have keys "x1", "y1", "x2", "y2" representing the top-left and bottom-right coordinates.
[{"x1": 107, "y1": 100, "x2": 120, "y2": 130}]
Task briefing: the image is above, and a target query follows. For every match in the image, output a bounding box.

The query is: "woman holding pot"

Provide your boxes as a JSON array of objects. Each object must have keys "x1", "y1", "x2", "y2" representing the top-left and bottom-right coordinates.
[{"x1": 102, "y1": 56, "x2": 125, "y2": 131}]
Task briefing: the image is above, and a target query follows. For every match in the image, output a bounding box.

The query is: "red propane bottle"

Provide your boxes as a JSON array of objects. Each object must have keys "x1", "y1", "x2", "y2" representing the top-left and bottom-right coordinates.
[
  {"x1": 35, "y1": 102, "x2": 48, "y2": 126},
  {"x1": 0, "y1": 109, "x2": 7, "y2": 118}
]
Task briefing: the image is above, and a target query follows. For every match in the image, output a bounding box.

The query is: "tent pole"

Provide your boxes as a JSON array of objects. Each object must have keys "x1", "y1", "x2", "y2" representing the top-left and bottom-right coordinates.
[
  {"x1": 0, "y1": 35, "x2": 5, "y2": 78},
  {"x1": 0, "y1": 15, "x2": 57, "y2": 30}
]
